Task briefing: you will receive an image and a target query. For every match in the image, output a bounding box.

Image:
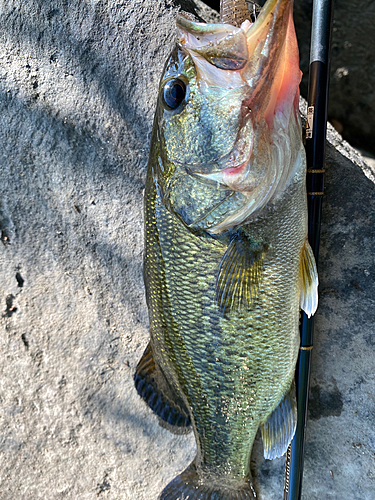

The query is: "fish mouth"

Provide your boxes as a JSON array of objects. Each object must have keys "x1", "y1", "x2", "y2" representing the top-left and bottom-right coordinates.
[
  {"x1": 166, "y1": 0, "x2": 301, "y2": 234},
  {"x1": 175, "y1": 0, "x2": 297, "y2": 193},
  {"x1": 177, "y1": 0, "x2": 292, "y2": 76}
]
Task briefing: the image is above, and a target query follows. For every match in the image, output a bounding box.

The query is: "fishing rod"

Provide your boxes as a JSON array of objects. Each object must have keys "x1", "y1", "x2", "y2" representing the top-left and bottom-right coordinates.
[{"x1": 284, "y1": 0, "x2": 334, "y2": 499}]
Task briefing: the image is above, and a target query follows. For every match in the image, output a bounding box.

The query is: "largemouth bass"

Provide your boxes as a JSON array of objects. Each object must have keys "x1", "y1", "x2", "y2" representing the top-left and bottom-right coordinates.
[{"x1": 134, "y1": 0, "x2": 318, "y2": 498}]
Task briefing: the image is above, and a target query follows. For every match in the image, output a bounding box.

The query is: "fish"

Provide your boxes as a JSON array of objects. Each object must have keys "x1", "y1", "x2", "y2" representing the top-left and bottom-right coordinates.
[{"x1": 134, "y1": 0, "x2": 318, "y2": 498}]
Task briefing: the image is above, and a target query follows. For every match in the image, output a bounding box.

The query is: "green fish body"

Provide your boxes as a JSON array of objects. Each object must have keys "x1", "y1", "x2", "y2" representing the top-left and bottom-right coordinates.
[{"x1": 135, "y1": 1, "x2": 318, "y2": 498}]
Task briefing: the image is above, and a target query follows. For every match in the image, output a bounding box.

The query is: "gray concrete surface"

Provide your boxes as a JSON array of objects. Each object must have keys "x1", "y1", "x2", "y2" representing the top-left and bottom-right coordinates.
[{"x1": 0, "y1": 1, "x2": 374, "y2": 499}]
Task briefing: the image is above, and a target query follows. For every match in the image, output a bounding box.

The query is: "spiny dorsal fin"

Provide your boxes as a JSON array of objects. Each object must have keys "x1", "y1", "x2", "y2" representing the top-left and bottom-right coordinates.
[
  {"x1": 215, "y1": 231, "x2": 267, "y2": 315},
  {"x1": 220, "y1": 0, "x2": 261, "y2": 26},
  {"x1": 220, "y1": 0, "x2": 251, "y2": 27},
  {"x1": 261, "y1": 382, "x2": 297, "y2": 460},
  {"x1": 299, "y1": 239, "x2": 319, "y2": 318},
  {"x1": 134, "y1": 343, "x2": 191, "y2": 433}
]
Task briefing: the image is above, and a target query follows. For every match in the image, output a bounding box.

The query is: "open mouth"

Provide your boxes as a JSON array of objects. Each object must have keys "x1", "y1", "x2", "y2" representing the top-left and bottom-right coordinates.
[
  {"x1": 166, "y1": 0, "x2": 300, "y2": 233},
  {"x1": 176, "y1": 0, "x2": 292, "y2": 93}
]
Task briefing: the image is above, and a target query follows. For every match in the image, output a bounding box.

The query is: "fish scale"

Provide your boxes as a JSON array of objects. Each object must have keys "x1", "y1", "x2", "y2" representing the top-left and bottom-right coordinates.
[{"x1": 144, "y1": 135, "x2": 307, "y2": 480}]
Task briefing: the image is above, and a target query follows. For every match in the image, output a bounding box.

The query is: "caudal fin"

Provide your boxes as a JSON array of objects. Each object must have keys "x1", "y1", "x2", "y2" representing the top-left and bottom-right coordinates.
[{"x1": 160, "y1": 463, "x2": 256, "y2": 500}]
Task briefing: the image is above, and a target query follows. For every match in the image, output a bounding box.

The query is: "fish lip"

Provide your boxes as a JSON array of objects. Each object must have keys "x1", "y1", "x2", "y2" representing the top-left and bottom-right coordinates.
[
  {"x1": 173, "y1": 149, "x2": 249, "y2": 178},
  {"x1": 185, "y1": 158, "x2": 248, "y2": 188}
]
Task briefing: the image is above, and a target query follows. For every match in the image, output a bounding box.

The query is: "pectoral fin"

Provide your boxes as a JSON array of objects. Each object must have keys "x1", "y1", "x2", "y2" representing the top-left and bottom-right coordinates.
[
  {"x1": 134, "y1": 343, "x2": 191, "y2": 433},
  {"x1": 299, "y1": 239, "x2": 319, "y2": 318},
  {"x1": 215, "y1": 231, "x2": 267, "y2": 315},
  {"x1": 261, "y1": 382, "x2": 297, "y2": 460}
]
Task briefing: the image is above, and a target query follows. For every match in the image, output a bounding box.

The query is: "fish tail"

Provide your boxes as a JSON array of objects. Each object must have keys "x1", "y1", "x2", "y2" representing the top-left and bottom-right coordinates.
[{"x1": 160, "y1": 462, "x2": 256, "y2": 500}]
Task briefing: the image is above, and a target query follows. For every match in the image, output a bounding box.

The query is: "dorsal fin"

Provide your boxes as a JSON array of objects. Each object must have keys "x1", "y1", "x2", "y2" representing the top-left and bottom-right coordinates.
[{"x1": 215, "y1": 231, "x2": 267, "y2": 315}]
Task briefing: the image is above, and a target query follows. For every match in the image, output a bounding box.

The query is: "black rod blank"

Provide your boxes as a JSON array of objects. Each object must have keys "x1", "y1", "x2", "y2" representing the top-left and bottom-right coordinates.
[{"x1": 284, "y1": 0, "x2": 333, "y2": 499}]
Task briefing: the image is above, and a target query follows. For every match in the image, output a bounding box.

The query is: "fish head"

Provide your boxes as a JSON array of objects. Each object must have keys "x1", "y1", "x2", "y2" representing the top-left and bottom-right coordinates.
[{"x1": 153, "y1": 0, "x2": 302, "y2": 235}]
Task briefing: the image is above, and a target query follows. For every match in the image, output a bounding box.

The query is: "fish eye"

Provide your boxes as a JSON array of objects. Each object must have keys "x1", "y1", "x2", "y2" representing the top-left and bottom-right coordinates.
[{"x1": 162, "y1": 78, "x2": 187, "y2": 111}]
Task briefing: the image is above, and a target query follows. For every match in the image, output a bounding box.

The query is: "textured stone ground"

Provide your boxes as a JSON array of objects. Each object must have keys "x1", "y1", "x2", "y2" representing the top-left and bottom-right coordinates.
[
  {"x1": 293, "y1": 0, "x2": 375, "y2": 156},
  {"x1": 0, "y1": 1, "x2": 374, "y2": 499}
]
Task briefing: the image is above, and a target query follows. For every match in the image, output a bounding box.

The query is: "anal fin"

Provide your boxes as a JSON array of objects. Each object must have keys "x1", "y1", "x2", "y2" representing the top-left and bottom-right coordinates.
[
  {"x1": 299, "y1": 239, "x2": 319, "y2": 318},
  {"x1": 261, "y1": 382, "x2": 297, "y2": 460},
  {"x1": 216, "y1": 231, "x2": 267, "y2": 315},
  {"x1": 134, "y1": 343, "x2": 191, "y2": 433}
]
